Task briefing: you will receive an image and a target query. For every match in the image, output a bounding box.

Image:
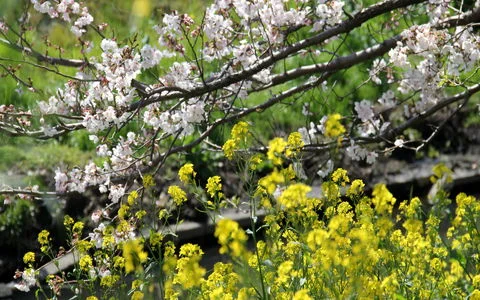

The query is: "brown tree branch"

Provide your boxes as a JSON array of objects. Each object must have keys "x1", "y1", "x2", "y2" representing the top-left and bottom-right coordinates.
[
  {"x1": 128, "y1": 0, "x2": 428, "y2": 111},
  {"x1": 0, "y1": 38, "x2": 90, "y2": 68}
]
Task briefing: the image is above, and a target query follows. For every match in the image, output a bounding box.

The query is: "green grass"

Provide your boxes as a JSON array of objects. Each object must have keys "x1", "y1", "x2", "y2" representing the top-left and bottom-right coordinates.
[{"x1": 0, "y1": 142, "x2": 94, "y2": 173}]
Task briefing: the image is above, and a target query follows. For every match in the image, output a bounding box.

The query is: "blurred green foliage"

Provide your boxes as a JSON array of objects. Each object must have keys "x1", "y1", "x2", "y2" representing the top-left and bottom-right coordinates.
[{"x1": 0, "y1": 198, "x2": 36, "y2": 247}]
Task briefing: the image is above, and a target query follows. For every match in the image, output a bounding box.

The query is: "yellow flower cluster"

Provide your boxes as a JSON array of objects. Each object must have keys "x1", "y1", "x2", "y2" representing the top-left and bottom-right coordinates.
[
  {"x1": 267, "y1": 137, "x2": 288, "y2": 166},
  {"x1": 168, "y1": 185, "x2": 187, "y2": 206},
  {"x1": 173, "y1": 244, "x2": 206, "y2": 289},
  {"x1": 122, "y1": 239, "x2": 148, "y2": 274},
  {"x1": 23, "y1": 252, "x2": 35, "y2": 264},
  {"x1": 222, "y1": 139, "x2": 237, "y2": 160},
  {"x1": 37, "y1": 229, "x2": 50, "y2": 253},
  {"x1": 37, "y1": 230, "x2": 50, "y2": 245},
  {"x1": 331, "y1": 167, "x2": 349, "y2": 185},
  {"x1": 63, "y1": 215, "x2": 74, "y2": 228},
  {"x1": 286, "y1": 131, "x2": 304, "y2": 158},
  {"x1": 206, "y1": 176, "x2": 223, "y2": 198},
  {"x1": 277, "y1": 183, "x2": 314, "y2": 210},
  {"x1": 201, "y1": 262, "x2": 240, "y2": 298},
  {"x1": 346, "y1": 179, "x2": 365, "y2": 197},
  {"x1": 258, "y1": 168, "x2": 285, "y2": 195},
  {"x1": 371, "y1": 183, "x2": 396, "y2": 215},
  {"x1": 72, "y1": 221, "x2": 84, "y2": 234},
  {"x1": 231, "y1": 121, "x2": 249, "y2": 140},
  {"x1": 215, "y1": 219, "x2": 248, "y2": 258},
  {"x1": 142, "y1": 174, "x2": 155, "y2": 188},
  {"x1": 24, "y1": 139, "x2": 480, "y2": 299},
  {"x1": 324, "y1": 113, "x2": 346, "y2": 138},
  {"x1": 222, "y1": 121, "x2": 250, "y2": 160},
  {"x1": 127, "y1": 190, "x2": 138, "y2": 205},
  {"x1": 79, "y1": 255, "x2": 93, "y2": 272},
  {"x1": 178, "y1": 163, "x2": 196, "y2": 184},
  {"x1": 242, "y1": 164, "x2": 479, "y2": 298},
  {"x1": 100, "y1": 275, "x2": 119, "y2": 288}
]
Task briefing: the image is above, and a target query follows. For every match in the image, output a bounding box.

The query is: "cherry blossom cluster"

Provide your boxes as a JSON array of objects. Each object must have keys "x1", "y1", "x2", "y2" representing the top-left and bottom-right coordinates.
[
  {"x1": 2, "y1": 0, "x2": 478, "y2": 206},
  {"x1": 38, "y1": 39, "x2": 142, "y2": 133},
  {"x1": 386, "y1": 24, "x2": 480, "y2": 114},
  {"x1": 54, "y1": 132, "x2": 142, "y2": 199},
  {"x1": 30, "y1": 0, "x2": 93, "y2": 37}
]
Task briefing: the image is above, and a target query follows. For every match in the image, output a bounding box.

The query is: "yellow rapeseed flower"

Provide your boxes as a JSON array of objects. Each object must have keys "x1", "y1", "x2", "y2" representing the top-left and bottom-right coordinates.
[
  {"x1": 222, "y1": 122, "x2": 250, "y2": 160},
  {"x1": 276, "y1": 260, "x2": 294, "y2": 285},
  {"x1": 168, "y1": 185, "x2": 187, "y2": 206},
  {"x1": 331, "y1": 168, "x2": 350, "y2": 185},
  {"x1": 430, "y1": 163, "x2": 453, "y2": 184},
  {"x1": 102, "y1": 234, "x2": 115, "y2": 249},
  {"x1": 123, "y1": 239, "x2": 148, "y2": 274},
  {"x1": 100, "y1": 275, "x2": 119, "y2": 287},
  {"x1": 249, "y1": 153, "x2": 263, "y2": 170},
  {"x1": 38, "y1": 230, "x2": 50, "y2": 245},
  {"x1": 23, "y1": 252, "x2": 35, "y2": 264},
  {"x1": 473, "y1": 275, "x2": 480, "y2": 288},
  {"x1": 178, "y1": 163, "x2": 196, "y2": 184},
  {"x1": 236, "y1": 287, "x2": 255, "y2": 300},
  {"x1": 293, "y1": 289, "x2": 313, "y2": 300},
  {"x1": 471, "y1": 290, "x2": 480, "y2": 300},
  {"x1": 231, "y1": 121, "x2": 249, "y2": 140},
  {"x1": 215, "y1": 219, "x2": 248, "y2": 257},
  {"x1": 258, "y1": 169, "x2": 285, "y2": 194},
  {"x1": 372, "y1": 184, "x2": 396, "y2": 215},
  {"x1": 222, "y1": 139, "x2": 237, "y2": 160},
  {"x1": 149, "y1": 231, "x2": 164, "y2": 247},
  {"x1": 179, "y1": 243, "x2": 204, "y2": 258},
  {"x1": 158, "y1": 209, "x2": 169, "y2": 220},
  {"x1": 135, "y1": 210, "x2": 147, "y2": 219},
  {"x1": 75, "y1": 240, "x2": 93, "y2": 253},
  {"x1": 128, "y1": 190, "x2": 138, "y2": 205},
  {"x1": 131, "y1": 279, "x2": 143, "y2": 290},
  {"x1": 324, "y1": 113, "x2": 346, "y2": 138},
  {"x1": 79, "y1": 255, "x2": 93, "y2": 272},
  {"x1": 399, "y1": 197, "x2": 421, "y2": 219},
  {"x1": 267, "y1": 137, "x2": 287, "y2": 165},
  {"x1": 72, "y1": 221, "x2": 84, "y2": 234},
  {"x1": 277, "y1": 183, "x2": 311, "y2": 210},
  {"x1": 347, "y1": 179, "x2": 365, "y2": 197},
  {"x1": 162, "y1": 241, "x2": 177, "y2": 275},
  {"x1": 173, "y1": 243, "x2": 206, "y2": 289},
  {"x1": 286, "y1": 131, "x2": 304, "y2": 158},
  {"x1": 206, "y1": 176, "x2": 222, "y2": 198},
  {"x1": 322, "y1": 181, "x2": 341, "y2": 204},
  {"x1": 202, "y1": 262, "x2": 239, "y2": 295},
  {"x1": 63, "y1": 215, "x2": 74, "y2": 228},
  {"x1": 113, "y1": 256, "x2": 125, "y2": 269},
  {"x1": 118, "y1": 204, "x2": 130, "y2": 219},
  {"x1": 131, "y1": 291, "x2": 144, "y2": 300},
  {"x1": 142, "y1": 174, "x2": 154, "y2": 188}
]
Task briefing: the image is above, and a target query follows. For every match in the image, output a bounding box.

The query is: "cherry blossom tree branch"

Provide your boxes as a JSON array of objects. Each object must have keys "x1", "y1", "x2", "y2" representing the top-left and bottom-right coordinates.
[
  {"x1": 129, "y1": 0, "x2": 428, "y2": 111},
  {"x1": 302, "y1": 83, "x2": 480, "y2": 152},
  {"x1": 0, "y1": 56, "x2": 98, "y2": 81},
  {"x1": 0, "y1": 189, "x2": 58, "y2": 197},
  {"x1": 0, "y1": 38, "x2": 90, "y2": 68},
  {"x1": 383, "y1": 83, "x2": 480, "y2": 140},
  {"x1": 0, "y1": 120, "x2": 84, "y2": 139},
  {"x1": 1, "y1": 0, "x2": 479, "y2": 206}
]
